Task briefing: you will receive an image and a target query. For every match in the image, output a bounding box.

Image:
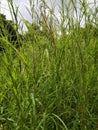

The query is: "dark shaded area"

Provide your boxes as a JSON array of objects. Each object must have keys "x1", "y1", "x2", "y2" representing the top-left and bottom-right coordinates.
[{"x1": 0, "y1": 14, "x2": 21, "y2": 51}]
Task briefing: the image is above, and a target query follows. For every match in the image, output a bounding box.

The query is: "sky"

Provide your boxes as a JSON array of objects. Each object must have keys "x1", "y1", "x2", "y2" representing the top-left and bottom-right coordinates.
[
  {"x1": 0, "y1": 0, "x2": 97, "y2": 31},
  {"x1": 0, "y1": 0, "x2": 97, "y2": 20},
  {"x1": 0, "y1": 0, "x2": 60, "y2": 21},
  {"x1": 0, "y1": 0, "x2": 61, "y2": 31}
]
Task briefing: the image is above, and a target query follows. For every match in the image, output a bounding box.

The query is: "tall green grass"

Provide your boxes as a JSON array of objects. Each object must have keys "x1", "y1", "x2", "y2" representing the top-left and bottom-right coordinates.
[{"x1": 0, "y1": 0, "x2": 98, "y2": 130}]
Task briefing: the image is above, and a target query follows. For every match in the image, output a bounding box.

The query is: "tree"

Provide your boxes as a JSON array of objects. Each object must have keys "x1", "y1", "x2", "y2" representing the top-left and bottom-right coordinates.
[{"x1": 0, "y1": 14, "x2": 20, "y2": 51}]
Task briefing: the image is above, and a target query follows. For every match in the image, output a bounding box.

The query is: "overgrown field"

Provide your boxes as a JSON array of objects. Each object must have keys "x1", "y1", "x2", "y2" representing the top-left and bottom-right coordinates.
[{"x1": 0, "y1": 0, "x2": 98, "y2": 130}]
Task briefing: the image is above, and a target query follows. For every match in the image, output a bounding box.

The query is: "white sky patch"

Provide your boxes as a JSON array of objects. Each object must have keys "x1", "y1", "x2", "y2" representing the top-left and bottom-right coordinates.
[
  {"x1": 0, "y1": 0, "x2": 12, "y2": 20},
  {"x1": 0, "y1": 0, "x2": 97, "y2": 20},
  {"x1": 14, "y1": 0, "x2": 32, "y2": 21},
  {"x1": 0, "y1": 0, "x2": 98, "y2": 32}
]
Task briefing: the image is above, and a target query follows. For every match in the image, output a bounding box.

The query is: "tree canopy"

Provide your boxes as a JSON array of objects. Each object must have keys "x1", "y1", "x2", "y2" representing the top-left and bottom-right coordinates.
[{"x1": 0, "y1": 14, "x2": 19, "y2": 51}]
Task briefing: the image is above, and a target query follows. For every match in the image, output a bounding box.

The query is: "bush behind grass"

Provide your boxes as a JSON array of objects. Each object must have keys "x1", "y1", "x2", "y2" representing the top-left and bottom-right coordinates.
[{"x1": 0, "y1": 0, "x2": 98, "y2": 130}]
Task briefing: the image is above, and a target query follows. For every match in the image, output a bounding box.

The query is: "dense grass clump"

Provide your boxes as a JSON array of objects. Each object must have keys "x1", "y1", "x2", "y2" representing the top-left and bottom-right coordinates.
[{"x1": 0, "y1": 0, "x2": 98, "y2": 130}]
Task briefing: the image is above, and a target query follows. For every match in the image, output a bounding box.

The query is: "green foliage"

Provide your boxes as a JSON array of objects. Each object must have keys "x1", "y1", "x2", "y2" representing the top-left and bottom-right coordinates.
[{"x1": 0, "y1": 0, "x2": 98, "y2": 130}]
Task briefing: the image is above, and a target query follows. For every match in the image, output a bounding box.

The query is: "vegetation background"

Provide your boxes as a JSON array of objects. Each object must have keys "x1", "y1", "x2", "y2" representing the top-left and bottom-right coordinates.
[{"x1": 0, "y1": 0, "x2": 98, "y2": 130}]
